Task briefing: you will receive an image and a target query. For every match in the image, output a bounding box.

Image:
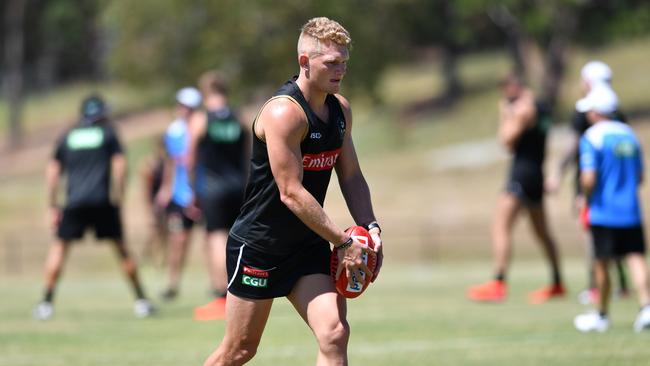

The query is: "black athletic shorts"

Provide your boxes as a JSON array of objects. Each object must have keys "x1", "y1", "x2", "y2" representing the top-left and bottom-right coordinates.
[
  {"x1": 506, "y1": 163, "x2": 543, "y2": 205},
  {"x1": 198, "y1": 188, "x2": 243, "y2": 232},
  {"x1": 57, "y1": 205, "x2": 122, "y2": 241},
  {"x1": 226, "y1": 234, "x2": 331, "y2": 299},
  {"x1": 590, "y1": 225, "x2": 646, "y2": 259},
  {"x1": 166, "y1": 202, "x2": 195, "y2": 232}
]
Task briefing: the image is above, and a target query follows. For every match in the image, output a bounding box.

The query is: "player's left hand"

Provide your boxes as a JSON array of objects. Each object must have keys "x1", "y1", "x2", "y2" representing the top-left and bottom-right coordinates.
[
  {"x1": 369, "y1": 228, "x2": 383, "y2": 282},
  {"x1": 184, "y1": 198, "x2": 202, "y2": 221}
]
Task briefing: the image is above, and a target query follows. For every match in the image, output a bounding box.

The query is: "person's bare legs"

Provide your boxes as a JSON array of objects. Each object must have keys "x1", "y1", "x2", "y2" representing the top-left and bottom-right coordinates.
[
  {"x1": 203, "y1": 294, "x2": 273, "y2": 366},
  {"x1": 164, "y1": 228, "x2": 192, "y2": 297},
  {"x1": 194, "y1": 229, "x2": 229, "y2": 320},
  {"x1": 206, "y1": 229, "x2": 229, "y2": 295},
  {"x1": 626, "y1": 254, "x2": 650, "y2": 307},
  {"x1": 594, "y1": 258, "x2": 611, "y2": 315},
  {"x1": 527, "y1": 202, "x2": 562, "y2": 286},
  {"x1": 492, "y1": 193, "x2": 522, "y2": 280},
  {"x1": 41, "y1": 240, "x2": 70, "y2": 303},
  {"x1": 288, "y1": 274, "x2": 349, "y2": 366},
  {"x1": 112, "y1": 240, "x2": 147, "y2": 300}
]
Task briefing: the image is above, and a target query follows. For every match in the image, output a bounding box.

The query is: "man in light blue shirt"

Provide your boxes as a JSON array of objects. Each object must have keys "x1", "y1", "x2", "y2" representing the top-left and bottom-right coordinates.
[
  {"x1": 574, "y1": 85, "x2": 650, "y2": 333},
  {"x1": 157, "y1": 87, "x2": 202, "y2": 300}
]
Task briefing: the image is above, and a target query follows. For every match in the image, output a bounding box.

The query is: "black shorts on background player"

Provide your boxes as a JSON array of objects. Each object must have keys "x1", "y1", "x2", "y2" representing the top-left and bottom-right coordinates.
[
  {"x1": 166, "y1": 202, "x2": 195, "y2": 231},
  {"x1": 198, "y1": 186, "x2": 242, "y2": 232},
  {"x1": 506, "y1": 164, "x2": 543, "y2": 205},
  {"x1": 226, "y1": 235, "x2": 330, "y2": 299},
  {"x1": 590, "y1": 226, "x2": 646, "y2": 259},
  {"x1": 57, "y1": 205, "x2": 122, "y2": 241}
]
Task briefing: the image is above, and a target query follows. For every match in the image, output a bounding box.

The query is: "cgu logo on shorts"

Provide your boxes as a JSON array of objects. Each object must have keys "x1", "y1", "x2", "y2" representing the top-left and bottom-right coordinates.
[
  {"x1": 302, "y1": 148, "x2": 341, "y2": 171},
  {"x1": 242, "y1": 266, "x2": 269, "y2": 288}
]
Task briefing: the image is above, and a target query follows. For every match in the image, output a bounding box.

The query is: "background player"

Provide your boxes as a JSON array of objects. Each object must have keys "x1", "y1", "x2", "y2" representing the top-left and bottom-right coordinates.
[
  {"x1": 573, "y1": 85, "x2": 650, "y2": 332},
  {"x1": 33, "y1": 95, "x2": 154, "y2": 320},
  {"x1": 467, "y1": 75, "x2": 565, "y2": 304},
  {"x1": 202, "y1": 17, "x2": 383, "y2": 365},
  {"x1": 188, "y1": 71, "x2": 248, "y2": 320},
  {"x1": 547, "y1": 61, "x2": 629, "y2": 304},
  {"x1": 139, "y1": 134, "x2": 168, "y2": 267},
  {"x1": 157, "y1": 87, "x2": 203, "y2": 301}
]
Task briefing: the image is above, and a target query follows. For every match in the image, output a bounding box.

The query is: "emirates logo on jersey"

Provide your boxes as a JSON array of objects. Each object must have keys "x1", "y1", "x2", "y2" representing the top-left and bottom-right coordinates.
[{"x1": 303, "y1": 148, "x2": 341, "y2": 171}]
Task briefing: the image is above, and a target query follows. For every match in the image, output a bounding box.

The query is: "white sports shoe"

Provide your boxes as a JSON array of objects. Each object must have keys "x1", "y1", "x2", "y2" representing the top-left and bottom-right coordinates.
[
  {"x1": 574, "y1": 311, "x2": 609, "y2": 333},
  {"x1": 33, "y1": 302, "x2": 54, "y2": 321},
  {"x1": 133, "y1": 299, "x2": 155, "y2": 318},
  {"x1": 633, "y1": 306, "x2": 650, "y2": 332}
]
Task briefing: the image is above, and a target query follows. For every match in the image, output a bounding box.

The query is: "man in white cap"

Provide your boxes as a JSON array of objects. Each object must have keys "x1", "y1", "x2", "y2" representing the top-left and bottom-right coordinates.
[
  {"x1": 157, "y1": 87, "x2": 203, "y2": 300},
  {"x1": 574, "y1": 85, "x2": 650, "y2": 332},
  {"x1": 546, "y1": 61, "x2": 629, "y2": 304}
]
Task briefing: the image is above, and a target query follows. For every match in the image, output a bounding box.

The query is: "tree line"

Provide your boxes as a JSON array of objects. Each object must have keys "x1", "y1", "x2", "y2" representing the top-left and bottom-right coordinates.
[{"x1": 2, "y1": 0, "x2": 650, "y2": 148}]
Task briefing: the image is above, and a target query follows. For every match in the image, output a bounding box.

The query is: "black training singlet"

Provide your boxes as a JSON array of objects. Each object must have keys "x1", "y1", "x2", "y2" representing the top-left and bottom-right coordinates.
[
  {"x1": 230, "y1": 78, "x2": 347, "y2": 255},
  {"x1": 54, "y1": 122, "x2": 123, "y2": 208},
  {"x1": 511, "y1": 102, "x2": 552, "y2": 171},
  {"x1": 196, "y1": 107, "x2": 247, "y2": 195}
]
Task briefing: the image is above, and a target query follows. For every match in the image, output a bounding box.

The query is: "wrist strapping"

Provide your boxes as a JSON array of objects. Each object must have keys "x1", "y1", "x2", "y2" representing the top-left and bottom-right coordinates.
[{"x1": 336, "y1": 237, "x2": 353, "y2": 250}]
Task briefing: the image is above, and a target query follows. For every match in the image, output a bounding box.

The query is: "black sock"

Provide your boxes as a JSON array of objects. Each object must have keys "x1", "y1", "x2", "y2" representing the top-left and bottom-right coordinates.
[
  {"x1": 552, "y1": 270, "x2": 562, "y2": 286},
  {"x1": 133, "y1": 284, "x2": 146, "y2": 300},
  {"x1": 599, "y1": 311, "x2": 608, "y2": 319},
  {"x1": 44, "y1": 289, "x2": 54, "y2": 303},
  {"x1": 495, "y1": 273, "x2": 505, "y2": 282}
]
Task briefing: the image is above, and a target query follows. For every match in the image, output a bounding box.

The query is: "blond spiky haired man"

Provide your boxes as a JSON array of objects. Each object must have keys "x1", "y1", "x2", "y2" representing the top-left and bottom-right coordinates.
[{"x1": 203, "y1": 17, "x2": 383, "y2": 366}]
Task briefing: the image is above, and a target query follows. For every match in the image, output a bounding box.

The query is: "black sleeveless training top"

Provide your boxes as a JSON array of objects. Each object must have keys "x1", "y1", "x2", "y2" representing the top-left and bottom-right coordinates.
[
  {"x1": 196, "y1": 107, "x2": 247, "y2": 193},
  {"x1": 230, "y1": 78, "x2": 347, "y2": 255},
  {"x1": 512, "y1": 102, "x2": 552, "y2": 170}
]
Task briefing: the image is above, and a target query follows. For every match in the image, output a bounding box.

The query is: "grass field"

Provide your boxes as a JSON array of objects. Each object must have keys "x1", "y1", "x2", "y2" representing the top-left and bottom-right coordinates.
[
  {"x1": 3, "y1": 258, "x2": 650, "y2": 366},
  {"x1": 2, "y1": 36, "x2": 650, "y2": 366}
]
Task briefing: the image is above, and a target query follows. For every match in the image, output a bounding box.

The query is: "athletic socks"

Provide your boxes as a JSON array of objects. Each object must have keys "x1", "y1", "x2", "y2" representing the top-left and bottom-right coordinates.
[{"x1": 44, "y1": 289, "x2": 54, "y2": 303}]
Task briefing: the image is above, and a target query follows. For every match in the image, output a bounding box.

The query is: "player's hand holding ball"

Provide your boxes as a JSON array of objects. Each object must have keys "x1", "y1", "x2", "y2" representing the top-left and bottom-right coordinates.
[{"x1": 331, "y1": 225, "x2": 379, "y2": 298}]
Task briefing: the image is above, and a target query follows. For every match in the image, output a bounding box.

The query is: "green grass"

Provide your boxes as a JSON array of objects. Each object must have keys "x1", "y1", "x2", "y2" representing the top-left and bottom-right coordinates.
[{"x1": 3, "y1": 258, "x2": 650, "y2": 366}]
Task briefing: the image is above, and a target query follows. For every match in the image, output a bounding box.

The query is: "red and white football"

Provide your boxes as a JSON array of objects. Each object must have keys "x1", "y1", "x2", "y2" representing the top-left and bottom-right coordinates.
[{"x1": 330, "y1": 226, "x2": 377, "y2": 298}]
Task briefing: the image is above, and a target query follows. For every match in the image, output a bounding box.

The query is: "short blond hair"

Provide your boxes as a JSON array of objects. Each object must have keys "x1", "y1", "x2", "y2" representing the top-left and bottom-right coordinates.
[{"x1": 297, "y1": 17, "x2": 351, "y2": 56}]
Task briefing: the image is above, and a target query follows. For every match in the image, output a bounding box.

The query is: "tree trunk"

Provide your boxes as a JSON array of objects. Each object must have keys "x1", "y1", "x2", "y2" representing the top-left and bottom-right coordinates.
[
  {"x1": 441, "y1": 45, "x2": 462, "y2": 102},
  {"x1": 540, "y1": 6, "x2": 577, "y2": 113},
  {"x1": 487, "y1": 4, "x2": 528, "y2": 81},
  {"x1": 4, "y1": 0, "x2": 27, "y2": 150}
]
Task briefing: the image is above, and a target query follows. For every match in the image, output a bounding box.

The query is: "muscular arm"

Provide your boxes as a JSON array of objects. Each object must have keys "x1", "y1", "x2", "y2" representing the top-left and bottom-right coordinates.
[
  {"x1": 334, "y1": 95, "x2": 376, "y2": 226},
  {"x1": 111, "y1": 153, "x2": 127, "y2": 205},
  {"x1": 187, "y1": 112, "x2": 207, "y2": 183},
  {"x1": 546, "y1": 130, "x2": 579, "y2": 193},
  {"x1": 46, "y1": 159, "x2": 62, "y2": 208},
  {"x1": 260, "y1": 98, "x2": 348, "y2": 246},
  {"x1": 580, "y1": 170, "x2": 597, "y2": 199},
  {"x1": 498, "y1": 91, "x2": 536, "y2": 152},
  {"x1": 334, "y1": 95, "x2": 383, "y2": 280}
]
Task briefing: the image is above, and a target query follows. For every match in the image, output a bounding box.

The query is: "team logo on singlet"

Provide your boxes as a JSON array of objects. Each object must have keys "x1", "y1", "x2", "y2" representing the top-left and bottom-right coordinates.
[
  {"x1": 338, "y1": 118, "x2": 346, "y2": 139},
  {"x1": 302, "y1": 148, "x2": 341, "y2": 171},
  {"x1": 67, "y1": 127, "x2": 104, "y2": 150},
  {"x1": 242, "y1": 266, "x2": 269, "y2": 288},
  {"x1": 208, "y1": 120, "x2": 241, "y2": 143}
]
